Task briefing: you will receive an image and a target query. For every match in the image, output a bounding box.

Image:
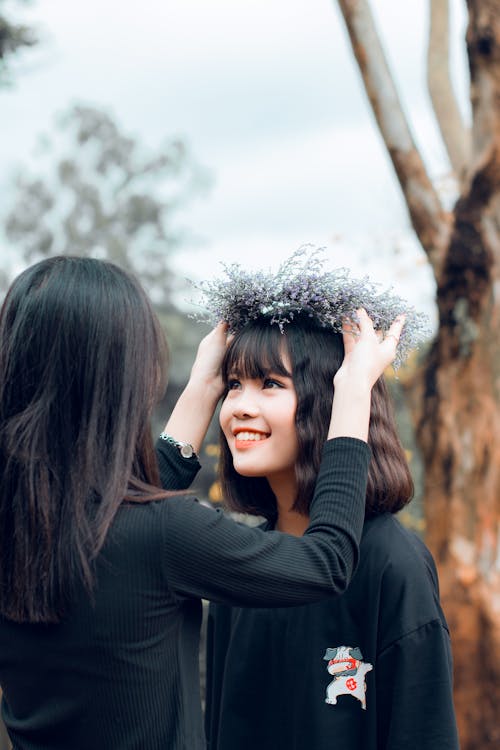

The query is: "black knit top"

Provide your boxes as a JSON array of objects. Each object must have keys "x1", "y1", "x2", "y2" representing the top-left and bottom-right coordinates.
[
  {"x1": 206, "y1": 514, "x2": 459, "y2": 750},
  {"x1": 0, "y1": 437, "x2": 370, "y2": 750}
]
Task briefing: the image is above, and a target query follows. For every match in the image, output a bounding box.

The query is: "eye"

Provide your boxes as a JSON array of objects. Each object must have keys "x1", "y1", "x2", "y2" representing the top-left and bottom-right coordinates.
[
  {"x1": 263, "y1": 378, "x2": 284, "y2": 389},
  {"x1": 226, "y1": 378, "x2": 241, "y2": 390}
]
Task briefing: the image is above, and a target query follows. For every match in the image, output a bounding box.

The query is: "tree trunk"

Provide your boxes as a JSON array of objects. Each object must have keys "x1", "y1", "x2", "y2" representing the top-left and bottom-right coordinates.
[
  {"x1": 335, "y1": 1, "x2": 500, "y2": 747},
  {"x1": 418, "y1": 205, "x2": 500, "y2": 749},
  {"x1": 419, "y1": 3, "x2": 500, "y2": 744}
]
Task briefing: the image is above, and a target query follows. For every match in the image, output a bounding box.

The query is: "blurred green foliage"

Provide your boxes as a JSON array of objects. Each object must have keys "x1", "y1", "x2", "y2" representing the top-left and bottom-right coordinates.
[
  {"x1": 4, "y1": 103, "x2": 210, "y2": 302},
  {"x1": 0, "y1": 0, "x2": 37, "y2": 86}
]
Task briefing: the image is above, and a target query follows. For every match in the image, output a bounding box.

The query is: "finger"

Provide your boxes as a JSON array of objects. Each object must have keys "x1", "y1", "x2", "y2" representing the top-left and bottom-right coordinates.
[
  {"x1": 216, "y1": 320, "x2": 235, "y2": 347},
  {"x1": 211, "y1": 321, "x2": 229, "y2": 343},
  {"x1": 342, "y1": 330, "x2": 355, "y2": 356},
  {"x1": 383, "y1": 314, "x2": 406, "y2": 347},
  {"x1": 341, "y1": 315, "x2": 359, "y2": 355},
  {"x1": 355, "y1": 308, "x2": 375, "y2": 335},
  {"x1": 387, "y1": 314, "x2": 406, "y2": 340},
  {"x1": 379, "y1": 315, "x2": 406, "y2": 368}
]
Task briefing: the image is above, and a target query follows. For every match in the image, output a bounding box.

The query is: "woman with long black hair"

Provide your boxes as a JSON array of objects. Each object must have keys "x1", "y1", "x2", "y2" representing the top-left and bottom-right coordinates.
[{"x1": 0, "y1": 255, "x2": 403, "y2": 750}]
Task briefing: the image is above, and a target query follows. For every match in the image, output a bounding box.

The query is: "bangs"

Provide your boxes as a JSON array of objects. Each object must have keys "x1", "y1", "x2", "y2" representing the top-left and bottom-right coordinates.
[{"x1": 222, "y1": 324, "x2": 291, "y2": 382}]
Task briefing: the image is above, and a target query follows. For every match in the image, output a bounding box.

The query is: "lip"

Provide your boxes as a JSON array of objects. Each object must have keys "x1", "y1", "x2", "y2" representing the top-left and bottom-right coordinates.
[
  {"x1": 233, "y1": 428, "x2": 269, "y2": 437},
  {"x1": 232, "y1": 428, "x2": 270, "y2": 449}
]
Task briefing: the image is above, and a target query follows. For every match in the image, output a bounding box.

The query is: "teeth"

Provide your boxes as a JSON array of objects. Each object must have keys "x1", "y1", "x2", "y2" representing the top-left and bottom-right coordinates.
[{"x1": 236, "y1": 431, "x2": 268, "y2": 441}]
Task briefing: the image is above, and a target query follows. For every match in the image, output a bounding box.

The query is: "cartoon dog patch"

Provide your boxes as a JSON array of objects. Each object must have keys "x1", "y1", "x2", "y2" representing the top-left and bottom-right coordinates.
[{"x1": 323, "y1": 646, "x2": 373, "y2": 710}]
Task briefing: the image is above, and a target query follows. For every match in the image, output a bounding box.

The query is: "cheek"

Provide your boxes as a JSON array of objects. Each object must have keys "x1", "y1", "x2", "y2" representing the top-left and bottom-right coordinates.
[
  {"x1": 283, "y1": 395, "x2": 298, "y2": 432},
  {"x1": 219, "y1": 400, "x2": 231, "y2": 437}
]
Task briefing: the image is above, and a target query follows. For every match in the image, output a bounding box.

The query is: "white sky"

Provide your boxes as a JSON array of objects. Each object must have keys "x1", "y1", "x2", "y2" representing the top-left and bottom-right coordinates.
[{"x1": 0, "y1": 0, "x2": 470, "y2": 318}]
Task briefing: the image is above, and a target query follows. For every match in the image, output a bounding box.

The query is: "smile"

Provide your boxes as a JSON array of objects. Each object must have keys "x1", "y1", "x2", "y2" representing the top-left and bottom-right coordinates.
[{"x1": 234, "y1": 431, "x2": 269, "y2": 442}]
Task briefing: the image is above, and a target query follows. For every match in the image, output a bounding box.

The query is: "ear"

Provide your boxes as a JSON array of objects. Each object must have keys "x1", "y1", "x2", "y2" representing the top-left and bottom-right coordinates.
[
  {"x1": 323, "y1": 647, "x2": 338, "y2": 661},
  {"x1": 350, "y1": 647, "x2": 363, "y2": 660}
]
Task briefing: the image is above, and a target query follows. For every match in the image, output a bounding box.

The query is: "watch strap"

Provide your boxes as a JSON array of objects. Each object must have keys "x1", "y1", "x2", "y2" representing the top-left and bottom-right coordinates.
[{"x1": 159, "y1": 432, "x2": 197, "y2": 460}]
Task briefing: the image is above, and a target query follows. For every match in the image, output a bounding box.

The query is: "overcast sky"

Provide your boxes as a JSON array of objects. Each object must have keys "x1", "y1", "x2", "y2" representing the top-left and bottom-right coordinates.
[{"x1": 1, "y1": 0, "x2": 469, "y2": 317}]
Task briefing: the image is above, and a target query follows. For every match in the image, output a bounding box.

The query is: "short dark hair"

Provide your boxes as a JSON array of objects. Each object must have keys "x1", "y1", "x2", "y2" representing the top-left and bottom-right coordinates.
[
  {"x1": 0, "y1": 256, "x2": 169, "y2": 623},
  {"x1": 219, "y1": 315, "x2": 413, "y2": 522}
]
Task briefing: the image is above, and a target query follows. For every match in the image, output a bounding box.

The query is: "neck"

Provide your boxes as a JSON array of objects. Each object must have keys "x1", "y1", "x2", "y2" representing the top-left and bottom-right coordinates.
[
  {"x1": 268, "y1": 473, "x2": 309, "y2": 537},
  {"x1": 275, "y1": 507, "x2": 309, "y2": 536}
]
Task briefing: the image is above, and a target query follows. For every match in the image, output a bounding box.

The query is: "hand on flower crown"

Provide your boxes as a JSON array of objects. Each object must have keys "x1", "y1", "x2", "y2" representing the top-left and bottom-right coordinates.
[
  {"x1": 189, "y1": 322, "x2": 233, "y2": 399},
  {"x1": 192, "y1": 247, "x2": 429, "y2": 369},
  {"x1": 335, "y1": 308, "x2": 406, "y2": 390}
]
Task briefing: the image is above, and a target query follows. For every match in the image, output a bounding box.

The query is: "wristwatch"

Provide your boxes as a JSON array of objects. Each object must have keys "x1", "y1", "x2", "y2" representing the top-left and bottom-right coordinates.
[{"x1": 159, "y1": 432, "x2": 197, "y2": 460}]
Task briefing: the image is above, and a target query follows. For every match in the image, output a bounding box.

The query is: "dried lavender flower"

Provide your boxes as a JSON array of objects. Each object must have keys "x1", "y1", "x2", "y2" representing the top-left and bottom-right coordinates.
[{"x1": 191, "y1": 246, "x2": 430, "y2": 368}]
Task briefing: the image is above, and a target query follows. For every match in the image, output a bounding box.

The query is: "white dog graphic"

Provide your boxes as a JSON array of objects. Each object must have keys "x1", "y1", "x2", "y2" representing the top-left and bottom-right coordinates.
[{"x1": 323, "y1": 646, "x2": 373, "y2": 710}]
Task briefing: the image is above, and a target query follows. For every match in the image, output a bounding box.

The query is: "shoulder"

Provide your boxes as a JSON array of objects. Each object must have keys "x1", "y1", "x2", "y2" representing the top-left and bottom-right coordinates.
[
  {"x1": 361, "y1": 514, "x2": 438, "y2": 587},
  {"x1": 357, "y1": 514, "x2": 447, "y2": 641}
]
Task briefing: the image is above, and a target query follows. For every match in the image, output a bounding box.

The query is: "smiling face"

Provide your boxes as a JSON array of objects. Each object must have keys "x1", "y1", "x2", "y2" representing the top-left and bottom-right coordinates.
[
  {"x1": 219, "y1": 365, "x2": 299, "y2": 489},
  {"x1": 218, "y1": 317, "x2": 345, "y2": 519},
  {"x1": 218, "y1": 315, "x2": 413, "y2": 522},
  {"x1": 218, "y1": 322, "x2": 301, "y2": 501}
]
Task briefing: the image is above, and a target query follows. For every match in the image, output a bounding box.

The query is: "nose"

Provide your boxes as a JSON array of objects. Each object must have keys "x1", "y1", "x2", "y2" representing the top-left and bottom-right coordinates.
[{"x1": 231, "y1": 387, "x2": 260, "y2": 419}]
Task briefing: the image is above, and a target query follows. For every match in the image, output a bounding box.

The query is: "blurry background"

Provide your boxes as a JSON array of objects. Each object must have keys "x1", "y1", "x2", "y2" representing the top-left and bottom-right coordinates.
[
  {"x1": 4, "y1": 3, "x2": 498, "y2": 748},
  {"x1": 0, "y1": 0, "x2": 467, "y2": 512},
  {"x1": 1, "y1": 0, "x2": 467, "y2": 299}
]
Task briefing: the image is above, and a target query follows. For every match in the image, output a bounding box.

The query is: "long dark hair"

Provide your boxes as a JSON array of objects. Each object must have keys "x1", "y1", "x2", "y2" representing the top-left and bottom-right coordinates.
[
  {"x1": 0, "y1": 256, "x2": 169, "y2": 623},
  {"x1": 219, "y1": 315, "x2": 413, "y2": 522}
]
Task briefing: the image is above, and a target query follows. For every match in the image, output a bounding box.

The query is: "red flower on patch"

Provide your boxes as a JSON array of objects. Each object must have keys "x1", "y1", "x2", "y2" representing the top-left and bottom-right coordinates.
[{"x1": 346, "y1": 678, "x2": 357, "y2": 691}]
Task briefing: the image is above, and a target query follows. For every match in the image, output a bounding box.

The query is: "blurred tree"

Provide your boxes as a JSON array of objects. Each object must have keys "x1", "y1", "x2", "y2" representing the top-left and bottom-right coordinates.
[
  {"x1": 335, "y1": 1, "x2": 499, "y2": 747},
  {"x1": 4, "y1": 102, "x2": 214, "y2": 481},
  {"x1": 5, "y1": 103, "x2": 209, "y2": 304},
  {"x1": 0, "y1": 0, "x2": 37, "y2": 85}
]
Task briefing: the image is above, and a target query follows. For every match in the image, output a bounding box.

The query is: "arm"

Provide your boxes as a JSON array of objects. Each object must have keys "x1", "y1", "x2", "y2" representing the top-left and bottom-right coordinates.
[
  {"x1": 161, "y1": 322, "x2": 228, "y2": 454},
  {"x1": 329, "y1": 308, "x2": 405, "y2": 441},
  {"x1": 377, "y1": 621, "x2": 459, "y2": 749},
  {"x1": 161, "y1": 311, "x2": 405, "y2": 604},
  {"x1": 156, "y1": 437, "x2": 200, "y2": 491},
  {"x1": 155, "y1": 323, "x2": 229, "y2": 490},
  {"x1": 162, "y1": 436, "x2": 370, "y2": 605}
]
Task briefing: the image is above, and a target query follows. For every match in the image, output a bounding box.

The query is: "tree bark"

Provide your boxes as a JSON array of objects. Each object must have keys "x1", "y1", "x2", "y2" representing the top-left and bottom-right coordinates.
[
  {"x1": 336, "y1": 1, "x2": 500, "y2": 747},
  {"x1": 336, "y1": 0, "x2": 452, "y2": 279},
  {"x1": 419, "y1": 4, "x2": 500, "y2": 746},
  {"x1": 427, "y1": 0, "x2": 471, "y2": 184}
]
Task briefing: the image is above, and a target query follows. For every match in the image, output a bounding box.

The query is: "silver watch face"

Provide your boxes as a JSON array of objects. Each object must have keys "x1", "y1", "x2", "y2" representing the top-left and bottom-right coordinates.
[{"x1": 179, "y1": 443, "x2": 194, "y2": 459}]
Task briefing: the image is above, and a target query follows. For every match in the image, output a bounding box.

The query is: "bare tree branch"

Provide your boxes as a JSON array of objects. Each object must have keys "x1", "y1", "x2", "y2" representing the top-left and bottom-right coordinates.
[
  {"x1": 466, "y1": 0, "x2": 500, "y2": 221},
  {"x1": 427, "y1": 0, "x2": 471, "y2": 186},
  {"x1": 336, "y1": 0, "x2": 452, "y2": 279}
]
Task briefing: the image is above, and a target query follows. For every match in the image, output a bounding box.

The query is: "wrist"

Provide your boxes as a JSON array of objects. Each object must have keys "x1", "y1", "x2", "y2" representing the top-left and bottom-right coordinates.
[
  {"x1": 159, "y1": 433, "x2": 198, "y2": 460},
  {"x1": 329, "y1": 384, "x2": 371, "y2": 442},
  {"x1": 184, "y1": 376, "x2": 223, "y2": 405},
  {"x1": 333, "y1": 374, "x2": 372, "y2": 397}
]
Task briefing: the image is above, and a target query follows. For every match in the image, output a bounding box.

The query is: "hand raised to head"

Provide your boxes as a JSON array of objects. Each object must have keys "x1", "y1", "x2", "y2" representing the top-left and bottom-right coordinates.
[
  {"x1": 335, "y1": 308, "x2": 406, "y2": 391},
  {"x1": 189, "y1": 321, "x2": 233, "y2": 399}
]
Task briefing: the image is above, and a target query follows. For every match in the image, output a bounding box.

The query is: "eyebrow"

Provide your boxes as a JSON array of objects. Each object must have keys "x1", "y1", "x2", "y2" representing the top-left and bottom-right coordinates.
[{"x1": 226, "y1": 368, "x2": 292, "y2": 380}]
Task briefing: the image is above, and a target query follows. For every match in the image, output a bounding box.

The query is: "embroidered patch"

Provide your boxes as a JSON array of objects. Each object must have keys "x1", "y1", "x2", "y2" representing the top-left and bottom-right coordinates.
[{"x1": 323, "y1": 646, "x2": 373, "y2": 710}]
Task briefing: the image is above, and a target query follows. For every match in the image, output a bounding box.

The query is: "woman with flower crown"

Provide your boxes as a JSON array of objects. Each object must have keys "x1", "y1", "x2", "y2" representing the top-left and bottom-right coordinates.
[
  {"x1": 0, "y1": 254, "x2": 404, "y2": 750},
  {"x1": 200, "y1": 250, "x2": 459, "y2": 750}
]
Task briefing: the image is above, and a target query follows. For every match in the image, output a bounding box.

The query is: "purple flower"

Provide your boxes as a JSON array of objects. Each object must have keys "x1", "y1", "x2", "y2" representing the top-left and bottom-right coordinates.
[{"x1": 190, "y1": 246, "x2": 430, "y2": 368}]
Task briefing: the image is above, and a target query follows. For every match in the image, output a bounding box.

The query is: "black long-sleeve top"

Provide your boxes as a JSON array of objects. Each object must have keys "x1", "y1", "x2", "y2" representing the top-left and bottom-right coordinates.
[
  {"x1": 0, "y1": 437, "x2": 370, "y2": 750},
  {"x1": 206, "y1": 513, "x2": 460, "y2": 750}
]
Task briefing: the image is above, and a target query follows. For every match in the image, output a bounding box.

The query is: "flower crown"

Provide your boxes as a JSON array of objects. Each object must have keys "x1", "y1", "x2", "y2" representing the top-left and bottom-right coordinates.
[{"x1": 192, "y1": 247, "x2": 430, "y2": 368}]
